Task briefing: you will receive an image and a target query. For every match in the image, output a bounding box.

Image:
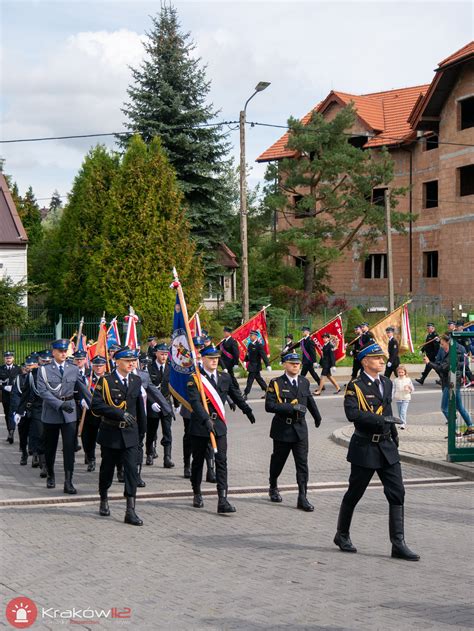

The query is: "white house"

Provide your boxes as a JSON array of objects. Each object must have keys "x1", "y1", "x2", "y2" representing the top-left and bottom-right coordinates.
[{"x1": 0, "y1": 174, "x2": 28, "y2": 303}]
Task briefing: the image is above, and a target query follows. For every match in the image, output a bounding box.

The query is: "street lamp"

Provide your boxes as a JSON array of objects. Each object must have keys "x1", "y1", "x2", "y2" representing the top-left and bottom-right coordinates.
[{"x1": 240, "y1": 81, "x2": 271, "y2": 322}]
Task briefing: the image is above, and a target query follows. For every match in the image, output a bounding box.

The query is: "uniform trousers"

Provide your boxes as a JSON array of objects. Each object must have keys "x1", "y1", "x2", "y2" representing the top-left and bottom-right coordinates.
[
  {"x1": 182, "y1": 417, "x2": 192, "y2": 465},
  {"x1": 99, "y1": 445, "x2": 139, "y2": 497},
  {"x1": 29, "y1": 416, "x2": 44, "y2": 454},
  {"x1": 419, "y1": 362, "x2": 435, "y2": 381},
  {"x1": 81, "y1": 420, "x2": 100, "y2": 461},
  {"x1": 43, "y1": 421, "x2": 76, "y2": 472},
  {"x1": 301, "y1": 363, "x2": 320, "y2": 385},
  {"x1": 18, "y1": 415, "x2": 31, "y2": 453},
  {"x1": 2, "y1": 399, "x2": 12, "y2": 431},
  {"x1": 384, "y1": 364, "x2": 398, "y2": 379},
  {"x1": 244, "y1": 370, "x2": 267, "y2": 396},
  {"x1": 269, "y1": 438, "x2": 309, "y2": 486},
  {"x1": 190, "y1": 434, "x2": 227, "y2": 493},
  {"x1": 342, "y1": 461, "x2": 405, "y2": 508},
  {"x1": 351, "y1": 358, "x2": 361, "y2": 379}
]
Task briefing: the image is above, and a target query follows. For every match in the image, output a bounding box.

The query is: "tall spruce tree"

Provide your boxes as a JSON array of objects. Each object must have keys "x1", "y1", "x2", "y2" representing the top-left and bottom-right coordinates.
[
  {"x1": 120, "y1": 5, "x2": 235, "y2": 282},
  {"x1": 16, "y1": 186, "x2": 43, "y2": 248}
]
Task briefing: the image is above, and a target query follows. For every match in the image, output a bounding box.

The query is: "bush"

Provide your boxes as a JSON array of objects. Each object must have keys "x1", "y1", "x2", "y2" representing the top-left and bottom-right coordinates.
[{"x1": 346, "y1": 307, "x2": 364, "y2": 337}]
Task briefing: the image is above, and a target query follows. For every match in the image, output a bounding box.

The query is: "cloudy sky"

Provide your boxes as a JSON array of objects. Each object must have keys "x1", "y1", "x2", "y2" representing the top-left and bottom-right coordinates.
[{"x1": 1, "y1": 0, "x2": 472, "y2": 206}]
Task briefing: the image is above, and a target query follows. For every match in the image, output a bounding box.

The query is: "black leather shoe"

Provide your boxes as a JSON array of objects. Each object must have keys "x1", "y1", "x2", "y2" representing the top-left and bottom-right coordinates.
[
  {"x1": 193, "y1": 494, "x2": 204, "y2": 508},
  {"x1": 269, "y1": 487, "x2": 282, "y2": 503},
  {"x1": 75, "y1": 444, "x2": 81, "y2": 452},
  {"x1": 145, "y1": 454, "x2": 154, "y2": 466},
  {"x1": 124, "y1": 497, "x2": 143, "y2": 526},
  {"x1": 87, "y1": 459, "x2": 96, "y2": 472},
  {"x1": 20, "y1": 452, "x2": 28, "y2": 466},
  {"x1": 64, "y1": 472, "x2": 77, "y2": 495},
  {"x1": 217, "y1": 497, "x2": 236, "y2": 514},
  {"x1": 137, "y1": 477, "x2": 146, "y2": 488},
  {"x1": 415, "y1": 378, "x2": 424, "y2": 385},
  {"x1": 7, "y1": 430, "x2": 14, "y2": 444},
  {"x1": 183, "y1": 466, "x2": 191, "y2": 479},
  {"x1": 46, "y1": 476, "x2": 55, "y2": 489},
  {"x1": 391, "y1": 542, "x2": 420, "y2": 561},
  {"x1": 153, "y1": 447, "x2": 158, "y2": 458},
  {"x1": 242, "y1": 394, "x2": 248, "y2": 401},
  {"x1": 334, "y1": 532, "x2": 357, "y2": 552},
  {"x1": 297, "y1": 494, "x2": 314, "y2": 512},
  {"x1": 99, "y1": 499, "x2": 110, "y2": 516},
  {"x1": 163, "y1": 447, "x2": 175, "y2": 468},
  {"x1": 31, "y1": 454, "x2": 40, "y2": 468}
]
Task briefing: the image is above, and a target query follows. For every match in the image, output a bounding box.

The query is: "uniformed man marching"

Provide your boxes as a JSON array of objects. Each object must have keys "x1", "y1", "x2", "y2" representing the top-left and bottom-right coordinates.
[
  {"x1": 384, "y1": 326, "x2": 400, "y2": 379},
  {"x1": 333, "y1": 343, "x2": 419, "y2": 561},
  {"x1": 148, "y1": 343, "x2": 174, "y2": 468},
  {"x1": 243, "y1": 330, "x2": 271, "y2": 400},
  {"x1": 0, "y1": 350, "x2": 21, "y2": 443},
  {"x1": 416, "y1": 323, "x2": 440, "y2": 385},
  {"x1": 80, "y1": 355, "x2": 108, "y2": 472},
  {"x1": 265, "y1": 353, "x2": 322, "y2": 511},
  {"x1": 218, "y1": 326, "x2": 241, "y2": 390},
  {"x1": 299, "y1": 326, "x2": 321, "y2": 388}
]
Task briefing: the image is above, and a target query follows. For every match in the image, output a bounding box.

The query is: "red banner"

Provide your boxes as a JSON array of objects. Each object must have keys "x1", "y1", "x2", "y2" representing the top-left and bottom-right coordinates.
[
  {"x1": 311, "y1": 315, "x2": 345, "y2": 363},
  {"x1": 189, "y1": 312, "x2": 201, "y2": 338},
  {"x1": 232, "y1": 309, "x2": 270, "y2": 363}
]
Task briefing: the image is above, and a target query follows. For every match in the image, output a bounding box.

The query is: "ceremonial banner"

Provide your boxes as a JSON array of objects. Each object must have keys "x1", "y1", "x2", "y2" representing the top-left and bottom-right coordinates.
[
  {"x1": 189, "y1": 311, "x2": 202, "y2": 338},
  {"x1": 124, "y1": 308, "x2": 139, "y2": 350},
  {"x1": 88, "y1": 316, "x2": 108, "y2": 365},
  {"x1": 106, "y1": 317, "x2": 121, "y2": 348},
  {"x1": 311, "y1": 315, "x2": 345, "y2": 363},
  {"x1": 168, "y1": 294, "x2": 195, "y2": 411},
  {"x1": 370, "y1": 303, "x2": 414, "y2": 356},
  {"x1": 231, "y1": 309, "x2": 270, "y2": 363}
]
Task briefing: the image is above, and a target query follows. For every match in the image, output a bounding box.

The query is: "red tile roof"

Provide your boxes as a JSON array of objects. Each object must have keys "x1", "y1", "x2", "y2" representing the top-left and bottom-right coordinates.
[
  {"x1": 438, "y1": 41, "x2": 474, "y2": 68},
  {"x1": 257, "y1": 84, "x2": 429, "y2": 161},
  {"x1": 0, "y1": 174, "x2": 28, "y2": 245}
]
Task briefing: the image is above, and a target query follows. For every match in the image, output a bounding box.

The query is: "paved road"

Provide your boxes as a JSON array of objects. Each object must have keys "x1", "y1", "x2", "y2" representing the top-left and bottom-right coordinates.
[{"x1": 1, "y1": 380, "x2": 473, "y2": 630}]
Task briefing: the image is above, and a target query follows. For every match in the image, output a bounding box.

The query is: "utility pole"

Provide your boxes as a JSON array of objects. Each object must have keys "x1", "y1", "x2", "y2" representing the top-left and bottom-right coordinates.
[{"x1": 385, "y1": 189, "x2": 395, "y2": 312}]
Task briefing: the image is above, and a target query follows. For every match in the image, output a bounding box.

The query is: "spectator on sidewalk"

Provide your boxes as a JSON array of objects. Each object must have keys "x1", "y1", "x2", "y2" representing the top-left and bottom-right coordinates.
[
  {"x1": 392, "y1": 366, "x2": 414, "y2": 429},
  {"x1": 416, "y1": 323, "x2": 440, "y2": 385},
  {"x1": 423, "y1": 335, "x2": 474, "y2": 435}
]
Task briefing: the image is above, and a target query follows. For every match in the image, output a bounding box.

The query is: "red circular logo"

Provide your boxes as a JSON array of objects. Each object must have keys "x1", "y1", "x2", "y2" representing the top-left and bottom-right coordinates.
[{"x1": 5, "y1": 597, "x2": 37, "y2": 628}]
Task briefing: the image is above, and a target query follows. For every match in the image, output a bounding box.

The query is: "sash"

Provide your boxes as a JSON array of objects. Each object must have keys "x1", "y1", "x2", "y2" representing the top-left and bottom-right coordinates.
[
  {"x1": 198, "y1": 374, "x2": 226, "y2": 423},
  {"x1": 301, "y1": 338, "x2": 311, "y2": 361},
  {"x1": 220, "y1": 346, "x2": 233, "y2": 360}
]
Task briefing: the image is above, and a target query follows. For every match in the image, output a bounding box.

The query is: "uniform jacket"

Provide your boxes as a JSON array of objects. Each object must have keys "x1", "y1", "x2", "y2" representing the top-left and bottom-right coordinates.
[
  {"x1": 344, "y1": 372, "x2": 399, "y2": 468},
  {"x1": 136, "y1": 368, "x2": 172, "y2": 418},
  {"x1": 387, "y1": 337, "x2": 400, "y2": 369},
  {"x1": 82, "y1": 372, "x2": 105, "y2": 428},
  {"x1": 91, "y1": 371, "x2": 147, "y2": 449},
  {"x1": 10, "y1": 371, "x2": 28, "y2": 416},
  {"x1": 360, "y1": 331, "x2": 375, "y2": 346},
  {"x1": 320, "y1": 342, "x2": 336, "y2": 371},
  {"x1": 300, "y1": 336, "x2": 317, "y2": 364},
  {"x1": 424, "y1": 332, "x2": 440, "y2": 360},
  {"x1": 37, "y1": 362, "x2": 91, "y2": 425},
  {"x1": 13, "y1": 369, "x2": 43, "y2": 419},
  {"x1": 149, "y1": 360, "x2": 170, "y2": 398},
  {"x1": 218, "y1": 336, "x2": 240, "y2": 370},
  {"x1": 0, "y1": 363, "x2": 21, "y2": 404},
  {"x1": 244, "y1": 341, "x2": 269, "y2": 372},
  {"x1": 187, "y1": 369, "x2": 252, "y2": 437},
  {"x1": 265, "y1": 373, "x2": 321, "y2": 443}
]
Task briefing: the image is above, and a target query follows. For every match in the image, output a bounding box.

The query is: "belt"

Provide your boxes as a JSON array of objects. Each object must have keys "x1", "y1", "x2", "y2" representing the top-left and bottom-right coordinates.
[
  {"x1": 354, "y1": 430, "x2": 392, "y2": 443},
  {"x1": 100, "y1": 418, "x2": 130, "y2": 429},
  {"x1": 282, "y1": 417, "x2": 300, "y2": 425},
  {"x1": 59, "y1": 395, "x2": 74, "y2": 401}
]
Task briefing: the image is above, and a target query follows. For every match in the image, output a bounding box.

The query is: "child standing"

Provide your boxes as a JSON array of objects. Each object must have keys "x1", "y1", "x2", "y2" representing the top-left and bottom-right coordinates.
[{"x1": 393, "y1": 365, "x2": 414, "y2": 429}]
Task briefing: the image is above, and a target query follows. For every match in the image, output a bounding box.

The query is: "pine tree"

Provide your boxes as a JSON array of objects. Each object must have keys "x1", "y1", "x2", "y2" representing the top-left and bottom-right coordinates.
[
  {"x1": 45, "y1": 189, "x2": 63, "y2": 226},
  {"x1": 16, "y1": 186, "x2": 43, "y2": 248},
  {"x1": 120, "y1": 5, "x2": 235, "y2": 282}
]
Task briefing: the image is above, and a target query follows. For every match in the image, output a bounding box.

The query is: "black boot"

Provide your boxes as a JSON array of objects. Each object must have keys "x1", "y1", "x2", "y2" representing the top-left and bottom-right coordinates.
[
  {"x1": 32, "y1": 454, "x2": 40, "y2": 468},
  {"x1": 389, "y1": 505, "x2": 420, "y2": 561},
  {"x1": 163, "y1": 445, "x2": 175, "y2": 468},
  {"x1": 137, "y1": 464, "x2": 146, "y2": 488},
  {"x1": 334, "y1": 501, "x2": 357, "y2": 552},
  {"x1": 64, "y1": 470, "x2": 77, "y2": 495},
  {"x1": 269, "y1": 478, "x2": 282, "y2": 503},
  {"x1": 297, "y1": 483, "x2": 314, "y2": 512},
  {"x1": 116, "y1": 464, "x2": 124, "y2": 483},
  {"x1": 99, "y1": 491, "x2": 110, "y2": 517},
  {"x1": 20, "y1": 450, "x2": 28, "y2": 466},
  {"x1": 124, "y1": 496, "x2": 143, "y2": 526},
  {"x1": 153, "y1": 444, "x2": 158, "y2": 458},
  {"x1": 87, "y1": 457, "x2": 96, "y2": 472},
  {"x1": 415, "y1": 378, "x2": 424, "y2": 385},
  {"x1": 7, "y1": 429, "x2": 14, "y2": 444},
  {"x1": 193, "y1": 492, "x2": 204, "y2": 508},
  {"x1": 145, "y1": 454, "x2": 154, "y2": 466},
  {"x1": 183, "y1": 457, "x2": 191, "y2": 479},
  {"x1": 217, "y1": 489, "x2": 236, "y2": 514},
  {"x1": 46, "y1": 467, "x2": 55, "y2": 489},
  {"x1": 39, "y1": 454, "x2": 48, "y2": 479}
]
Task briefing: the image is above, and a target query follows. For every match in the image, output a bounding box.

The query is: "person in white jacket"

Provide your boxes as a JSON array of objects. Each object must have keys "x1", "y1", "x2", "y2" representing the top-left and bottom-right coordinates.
[{"x1": 392, "y1": 366, "x2": 414, "y2": 429}]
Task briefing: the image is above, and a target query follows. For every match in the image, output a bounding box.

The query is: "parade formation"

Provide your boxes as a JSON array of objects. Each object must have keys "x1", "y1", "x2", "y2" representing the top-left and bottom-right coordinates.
[{"x1": 1, "y1": 273, "x2": 474, "y2": 566}]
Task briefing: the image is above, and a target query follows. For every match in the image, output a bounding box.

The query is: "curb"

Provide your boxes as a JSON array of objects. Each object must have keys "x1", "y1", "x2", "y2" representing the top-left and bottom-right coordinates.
[{"x1": 331, "y1": 428, "x2": 474, "y2": 481}]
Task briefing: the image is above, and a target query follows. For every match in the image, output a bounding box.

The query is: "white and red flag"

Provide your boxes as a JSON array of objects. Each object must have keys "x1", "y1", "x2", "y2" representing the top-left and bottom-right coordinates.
[{"x1": 124, "y1": 307, "x2": 139, "y2": 350}]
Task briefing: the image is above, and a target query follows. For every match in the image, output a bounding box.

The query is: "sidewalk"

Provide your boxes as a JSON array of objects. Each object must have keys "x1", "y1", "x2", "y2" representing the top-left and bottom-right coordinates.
[{"x1": 331, "y1": 411, "x2": 474, "y2": 481}]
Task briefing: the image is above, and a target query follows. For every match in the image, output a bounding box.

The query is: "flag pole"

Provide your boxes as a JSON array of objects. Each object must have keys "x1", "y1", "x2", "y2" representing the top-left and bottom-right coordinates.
[
  {"x1": 171, "y1": 268, "x2": 217, "y2": 454},
  {"x1": 345, "y1": 300, "x2": 412, "y2": 348}
]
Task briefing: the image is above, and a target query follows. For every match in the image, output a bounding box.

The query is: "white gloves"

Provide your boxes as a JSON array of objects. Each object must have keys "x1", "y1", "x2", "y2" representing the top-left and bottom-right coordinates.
[
  {"x1": 81, "y1": 399, "x2": 89, "y2": 410},
  {"x1": 152, "y1": 402, "x2": 161, "y2": 413},
  {"x1": 266, "y1": 366, "x2": 272, "y2": 372},
  {"x1": 13, "y1": 413, "x2": 21, "y2": 425},
  {"x1": 223, "y1": 369, "x2": 228, "y2": 373},
  {"x1": 330, "y1": 367, "x2": 337, "y2": 375},
  {"x1": 387, "y1": 362, "x2": 392, "y2": 368},
  {"x1": 4, "y1": 385, "x2": 12, "y2": 392},
  {"x1": 313, "y1": 363, "x2": 320, "y2": 370}
]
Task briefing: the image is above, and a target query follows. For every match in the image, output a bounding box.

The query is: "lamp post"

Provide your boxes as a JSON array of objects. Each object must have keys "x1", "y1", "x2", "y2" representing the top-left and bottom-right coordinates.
[{"x1": 240, "y1": 81, "x2": 271, "y2": 322}]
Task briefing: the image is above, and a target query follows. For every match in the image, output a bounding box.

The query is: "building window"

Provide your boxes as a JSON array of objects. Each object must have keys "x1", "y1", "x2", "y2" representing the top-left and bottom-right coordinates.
[
  {"x1": 292, "y1": 194, "x2": 311, "y2": 218},
  {"x1": 459, "y1": 164, "x2": 474, "y2": 196},
  {"x1": 348, "y1": 135, "x2": 368, "y2": 149},
  {"x1": 424, "y1": 134, "x2": 439, "y2": 151},
  {"x1": 372, "y1": 188, "x2": 387, "y2": 207},
  {"x1": 423, "y1": 251, "x2": 438, "y2": 278},
  {"x1": 459, "y1": 96, "x2": 474, "y2": 130},
  {"x1": 364, "y1": 254, "x2": 387, "y2": 279},
  {"x1": 423, "y1": 180, "x2": 438, "y2": 208}
]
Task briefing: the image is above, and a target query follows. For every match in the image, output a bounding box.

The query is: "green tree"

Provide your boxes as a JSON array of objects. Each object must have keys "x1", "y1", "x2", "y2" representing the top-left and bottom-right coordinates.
[
  {"x1": 17, "y1": 186, "x2": 43, "y2": 248},
  {"x1": 0, "y1": 276, "x2": 29, "y2": 334},
  {"x1": 90, "y1": 136, "x2": 202, "y2": 335},
  {"x1": 265, "y1": 105, "x2": 408, "y2": 294},
  {"x1": 45, "y1": 189, "x2": 63, "y2": 226},
  {"x1": 120, "y1": 5, "x2": 234, "y2": 282}
]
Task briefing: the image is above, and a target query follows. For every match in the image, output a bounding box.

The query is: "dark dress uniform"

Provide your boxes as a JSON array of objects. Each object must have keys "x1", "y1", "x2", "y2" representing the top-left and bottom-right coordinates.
[
  {"x1": 148, "y1": 359, "x2": 173, "y2": 464},
  {"x1": 10, "y1": 370, "x2": 29, "y2": 462},
  {"x1": 334, "y1": 365, "x2": 419, "y2": 560},
  {"x1": 417, "y1": 330, "x2": 440, "y2": 383},
  {"x1": 218, "y1": 336, "x2": 241, "y2": 389},
  {"x1": 347, "y1": 336, "x2": 363, "y2": 379},
  {"x1": 91, "y1": 370, "x2": 147, "y2": 500},
  {"x1": 300, "y1": 336, "x2": 320, "y2": 385},
  {"x1": 320, "y1": 341, "x2": 336, "y2": 376},
  {"x1": 384, "y1": 337, "x2": 400, "y2": 378},
  {"x1": 243, "y1": 341, "x2": 270, "y2": 397},
  {"x1": 265, "y1": 373, "x2": 321, "y2": 510},
  {"x1": 187, "y1": 368, "x2": 254, "y2": 511},
  {"x1": 0, "y1": 361, "x2": 21, "y2": 436},
  {"x1": 80, "y1": 372, "x2": 103, "y2": 471},
  {"x1": 14, "y1": 367, "x2": 45, "y2": 471}
]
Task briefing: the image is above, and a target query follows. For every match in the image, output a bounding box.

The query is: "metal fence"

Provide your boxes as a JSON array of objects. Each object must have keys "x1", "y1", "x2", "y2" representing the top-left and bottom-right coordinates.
[{"x1": 447, "y1": 332, "x2": 474, "y2": 462}]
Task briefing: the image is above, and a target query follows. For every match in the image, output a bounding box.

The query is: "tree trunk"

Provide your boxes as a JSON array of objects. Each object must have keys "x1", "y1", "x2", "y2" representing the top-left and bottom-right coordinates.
[{"x1": 304, "y1": 259, "x2": 315, "y2": 294}]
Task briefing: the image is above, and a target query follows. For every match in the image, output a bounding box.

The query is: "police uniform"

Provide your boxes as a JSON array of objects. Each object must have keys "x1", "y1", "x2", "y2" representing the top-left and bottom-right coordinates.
[
  {"x1": 10, "y1": 364, "x2": 30, "y2": 464},
  {"x1": 243, "y1": 331, "x2": 270, "y2": 398},
  {"x1": 148, "y1": 343, "x2": 174, "y2": 467},
  {"x1": 218, "y1": 327, "x2": 241, "y2": 390},
  {"x1": 333, "y1": 343, "x2": 419, "y2": 561},
  {"x1": 0, "y1": 351, "x2": 21, "y2": 440},
  {"x1": 91, "y1": 347, "x2": 147, "y2": 525},
  {"x1": 80, "y1": 356, "x2": 108, "y2": 472},
  {"x1": 384, "y1": 328, "x2": 400, "y2": 378},
  {"x1": 416, "y1": 324, "x2": 440, "y2": 384},
  {"x1": 299, "y1": 329, "x2": 321, "y2": 386},
  {"x1": 187, "y1": 345, "x2": 255, "y2": 512},
  {"x1": 265, "y1": 353, "x2": 322, "y2": 511}
]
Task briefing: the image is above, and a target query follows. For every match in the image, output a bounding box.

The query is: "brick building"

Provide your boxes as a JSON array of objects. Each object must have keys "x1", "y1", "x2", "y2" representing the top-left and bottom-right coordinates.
[{"x1": 257, "y1": 42, "x2": 474, "y2": 311}]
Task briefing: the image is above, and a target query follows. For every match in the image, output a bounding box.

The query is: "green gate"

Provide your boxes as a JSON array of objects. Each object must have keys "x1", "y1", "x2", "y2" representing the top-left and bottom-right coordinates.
[{"x1": 447, "y1": 331, "x2": 474, "y2": 462}]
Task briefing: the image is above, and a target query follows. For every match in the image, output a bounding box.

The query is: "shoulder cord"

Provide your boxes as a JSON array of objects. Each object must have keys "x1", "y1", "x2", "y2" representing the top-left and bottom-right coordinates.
[
  {"x1": 352, "y1": 382, "x2": 384, "y2": 415},
  {"x1": 40, "y1": 366, "x2": 62, "y2": 393},
  {"x1": 90, "y1": 377, "x2": 127, "y2": 418},
  {"x1": 29, "y1": 372, "x2": 40, "y2": 397},
  {"x1": 14, "y1": 375, "x2": 23, "y2": 395},
  {"x1": 272, "y1": 380, "x2": 298, "y2": 406}
]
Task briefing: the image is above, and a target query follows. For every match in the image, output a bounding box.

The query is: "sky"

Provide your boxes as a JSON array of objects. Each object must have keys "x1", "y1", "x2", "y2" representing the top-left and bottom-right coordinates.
[{"x1": 1, "y1": 0, "x2": 472, "y2": 206}]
